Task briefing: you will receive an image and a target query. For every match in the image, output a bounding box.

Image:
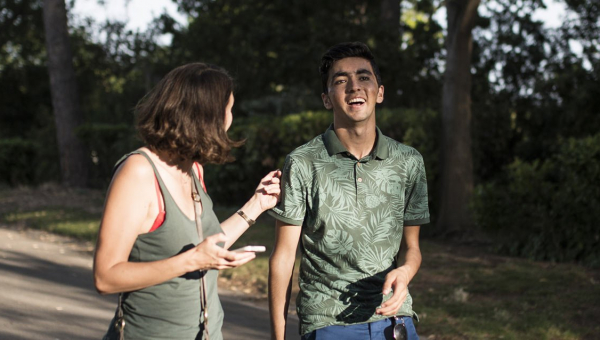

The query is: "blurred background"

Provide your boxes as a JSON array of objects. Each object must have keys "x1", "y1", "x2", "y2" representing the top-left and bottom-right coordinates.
[{"x1": 0, "y1": 0, "x2": 599, "y2": 338}]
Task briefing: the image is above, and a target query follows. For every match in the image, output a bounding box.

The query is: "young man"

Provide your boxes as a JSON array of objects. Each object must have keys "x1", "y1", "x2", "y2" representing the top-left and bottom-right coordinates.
[{"x1": 268, "y1": 42, "x2": 430, "y2": 340}]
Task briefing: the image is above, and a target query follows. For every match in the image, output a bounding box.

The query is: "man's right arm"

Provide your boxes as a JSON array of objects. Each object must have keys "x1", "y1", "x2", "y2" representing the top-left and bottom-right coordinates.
[{"x1": 269, "y1": 219, "x2": 302, "y2": 340}]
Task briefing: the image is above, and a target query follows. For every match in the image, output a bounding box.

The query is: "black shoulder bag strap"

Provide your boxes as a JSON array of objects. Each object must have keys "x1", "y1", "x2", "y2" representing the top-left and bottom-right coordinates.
[{"x1": 116, "y1": 293, "x2": 125, "y2": 340}]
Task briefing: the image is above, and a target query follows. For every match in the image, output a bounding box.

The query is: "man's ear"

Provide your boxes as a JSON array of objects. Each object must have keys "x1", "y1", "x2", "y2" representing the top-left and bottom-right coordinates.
[
  {"x1": 376, "y1": 85, "x2": 384, "y2": 104},
  {"x1": 321, "y1": 93, "x2": 333, "y2": 109}
]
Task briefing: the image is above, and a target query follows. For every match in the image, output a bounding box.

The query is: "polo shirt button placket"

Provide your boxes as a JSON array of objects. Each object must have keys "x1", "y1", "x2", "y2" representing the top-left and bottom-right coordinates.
[
  {"x1": 354, "y1": 162, "x2": 363, "y2": 201},
  {"x1": 355, "y1": 162, "x2": 363, "y2": 184}
]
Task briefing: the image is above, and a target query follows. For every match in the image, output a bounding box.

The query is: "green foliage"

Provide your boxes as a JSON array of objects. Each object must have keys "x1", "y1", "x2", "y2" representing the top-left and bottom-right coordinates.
[
  {"x1": 1, "y1": 0, "x2": 598, "y2": 270},
  {"x1": 203, "y1": 111, "x2": 331, "y2": 204},
  {"x1": 472, "y1": 133, "x2": 600, "y2": 266},
  {"x1": 169, "y1": 0, "x2": 444, "y2": 112},
  {"x1": 472, "y1": 0, "x2": 600, "y2": 182},
  {"x1": 0, "y1": 138, "x2": 37, "y2": 185},
  {"x1": 378, "y1": 107, "x2": 441, "y2": 225},
  {"x1": 0, "y1": 131, "x2": 61, "y2": 187},
  {"x1": 76, "y1": 123, "x2": 141, "y2": 188},
  {"x1": 0, "y1": 0, "x2": 51, "y2": 139},
  {"x1": 0, "y1": 0, "x2": 169, "y2": 188}
]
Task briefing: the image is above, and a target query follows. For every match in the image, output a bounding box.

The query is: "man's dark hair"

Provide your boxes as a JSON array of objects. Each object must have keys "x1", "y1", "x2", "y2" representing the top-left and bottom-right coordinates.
[
  {"x1": 319, "y1": 41, "x2": 382, "y2": 93},
  {"x1": 136, "y1": 63, "x2": 243, "y2": 164}
]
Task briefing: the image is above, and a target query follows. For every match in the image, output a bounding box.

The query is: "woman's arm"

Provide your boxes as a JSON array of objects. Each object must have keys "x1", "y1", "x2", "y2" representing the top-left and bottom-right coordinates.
[
  {"x1": 194, "y1": 165, "x2": 281, "y2": 250},
  {"x1": 93, "y1": 155, "x2": 254, "y2": 295}
]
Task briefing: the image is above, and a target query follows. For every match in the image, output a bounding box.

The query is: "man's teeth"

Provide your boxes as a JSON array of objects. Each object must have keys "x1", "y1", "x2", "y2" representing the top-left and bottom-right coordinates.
[{"x1": 348, "y1": 98, "x2": 365, "y2": 104}]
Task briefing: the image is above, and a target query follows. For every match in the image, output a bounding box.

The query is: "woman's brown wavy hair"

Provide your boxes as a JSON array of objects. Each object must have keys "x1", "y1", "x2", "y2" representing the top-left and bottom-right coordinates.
[{"x1": 136, "y1": 63, "x2": 244, "y2": 164}]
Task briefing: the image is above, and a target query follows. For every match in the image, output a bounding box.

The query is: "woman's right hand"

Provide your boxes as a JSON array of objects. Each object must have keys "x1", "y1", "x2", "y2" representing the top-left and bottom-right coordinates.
[
  {"x1": 252, "y1": 169, "x2": 282, "y2": 212},
  {"x1": 188, "y1": 233, "x2": 256, "y2": 271}
]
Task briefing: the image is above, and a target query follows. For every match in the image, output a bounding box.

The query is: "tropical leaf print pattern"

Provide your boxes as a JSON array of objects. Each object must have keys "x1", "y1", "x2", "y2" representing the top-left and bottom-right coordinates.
[
  {"x1": 322, "y1": 229, "x2": 354, "y2": 255},
  {"x1": 269, "y1": 127, "x2": 430, "y2": 335}
]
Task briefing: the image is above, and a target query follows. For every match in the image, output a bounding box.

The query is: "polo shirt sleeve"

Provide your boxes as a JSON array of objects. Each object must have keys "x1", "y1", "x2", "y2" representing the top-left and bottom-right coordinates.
[
  {"x1": 268, "y1": 155, "x2": 306, "y2": 226},
  {"x1": 403, "y1": 152, "x2": 430, "y2": 226}
]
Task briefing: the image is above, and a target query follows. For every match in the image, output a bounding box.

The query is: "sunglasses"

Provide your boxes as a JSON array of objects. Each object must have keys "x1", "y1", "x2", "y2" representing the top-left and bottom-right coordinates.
[{"x1": 392, "y1": 316, "x2": 408, "y2": 340}]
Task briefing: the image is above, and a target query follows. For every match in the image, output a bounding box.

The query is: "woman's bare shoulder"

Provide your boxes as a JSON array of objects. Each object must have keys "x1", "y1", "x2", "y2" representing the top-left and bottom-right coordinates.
[{"x1": 114, "y1": 148, "x2": 156, "y2": 180}]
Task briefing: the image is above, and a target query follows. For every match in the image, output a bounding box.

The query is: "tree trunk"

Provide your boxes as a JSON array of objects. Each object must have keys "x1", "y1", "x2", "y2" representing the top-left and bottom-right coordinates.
[
  {"x1": 380, "y1": 0, "x2": 401, "y2": 43},
  {"x1": 377, "y1": 0, "x2": 401, "y2": 106},
  {"x1": 437, "y1": 0, "x2": 479, "y2": 235},
  {"x1": 42, "y1": 0, "x2": 89, "y2": 187}
]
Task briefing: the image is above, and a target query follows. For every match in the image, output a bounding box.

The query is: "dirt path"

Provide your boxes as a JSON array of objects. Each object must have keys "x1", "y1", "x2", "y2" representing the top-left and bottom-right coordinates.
[{"x1": 0, "y1": 226, "x2": 300, "y2": 340}]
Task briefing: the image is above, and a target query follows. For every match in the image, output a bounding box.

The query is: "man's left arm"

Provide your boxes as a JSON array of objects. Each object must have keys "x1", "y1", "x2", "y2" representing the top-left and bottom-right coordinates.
[{"x1": 376, "y1": 225, "x2": 422, "y2": 316}]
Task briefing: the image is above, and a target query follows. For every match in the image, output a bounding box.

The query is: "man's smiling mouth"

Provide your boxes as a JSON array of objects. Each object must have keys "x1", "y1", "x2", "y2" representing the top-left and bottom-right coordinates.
[{"x1": 347, "y1": 98, "x2": 366, "y2": 106}]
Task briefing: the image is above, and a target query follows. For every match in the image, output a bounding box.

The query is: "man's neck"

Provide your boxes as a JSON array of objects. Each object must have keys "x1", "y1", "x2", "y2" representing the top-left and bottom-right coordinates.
[{"x1": 333, "y1": 122, "x2": 377, "y2": 160}]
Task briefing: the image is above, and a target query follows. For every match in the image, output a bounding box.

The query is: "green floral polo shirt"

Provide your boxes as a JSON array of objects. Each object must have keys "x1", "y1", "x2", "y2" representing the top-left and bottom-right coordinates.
[{"x1": 269, "y1": 125, "x2": 430, "y2": 335}]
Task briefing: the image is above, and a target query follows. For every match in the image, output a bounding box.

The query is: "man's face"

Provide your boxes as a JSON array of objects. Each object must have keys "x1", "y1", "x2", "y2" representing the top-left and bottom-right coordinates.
[{"x1": 321, "y1": 57, "x2": 384, "y2": 126}]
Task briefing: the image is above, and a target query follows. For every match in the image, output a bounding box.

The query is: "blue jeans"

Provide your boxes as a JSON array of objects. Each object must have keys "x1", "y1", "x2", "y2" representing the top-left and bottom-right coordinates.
[{"x1": 301, "y1": 316, "x2": 419, "y2": 340}]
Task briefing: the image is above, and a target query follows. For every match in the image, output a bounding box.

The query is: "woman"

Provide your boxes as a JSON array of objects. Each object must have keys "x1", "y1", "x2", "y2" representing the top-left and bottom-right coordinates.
[{"x1": 93, "y1": 63, "x2": 281, "y2": 340}]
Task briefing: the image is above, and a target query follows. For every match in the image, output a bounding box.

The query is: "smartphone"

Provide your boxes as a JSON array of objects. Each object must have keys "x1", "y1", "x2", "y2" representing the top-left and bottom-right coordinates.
[{"x1": 232, "y1": 245, "x2": 266, "y2": 253}]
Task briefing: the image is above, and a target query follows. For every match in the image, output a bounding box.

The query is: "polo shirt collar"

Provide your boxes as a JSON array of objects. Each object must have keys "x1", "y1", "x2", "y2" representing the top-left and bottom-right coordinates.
[{"x1": 322, "y1": 124, "x2": 389, "y2": 160}]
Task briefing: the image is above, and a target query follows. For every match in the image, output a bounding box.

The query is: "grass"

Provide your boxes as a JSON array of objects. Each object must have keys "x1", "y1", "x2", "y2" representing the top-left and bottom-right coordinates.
[
  {"x1": 411, "y1": 242, "x2": 600, "y2": 339},
  {"x1": 1, "y1": 186, "x2": 599, "y2": 339},
  {"x1": 0, "y1": 185, "x2": 103, "y2": 241},
  {"x1": 2, "y1": 208, "x2": 101, "y2": 240}
]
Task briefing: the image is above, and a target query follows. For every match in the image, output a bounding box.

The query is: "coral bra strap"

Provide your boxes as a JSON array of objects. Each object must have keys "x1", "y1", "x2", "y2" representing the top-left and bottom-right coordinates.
[
  {"x1": 194, "y1": 162, "x2": 207, "y2": 193},
  {"x1": 148, "y1": 175, "x2": 165, "y2": 233}
]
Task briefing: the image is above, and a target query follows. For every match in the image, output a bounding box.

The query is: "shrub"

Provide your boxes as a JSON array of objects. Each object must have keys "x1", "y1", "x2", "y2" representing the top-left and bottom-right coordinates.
[
  {"x1": 472, "y1": 133, "x2": 600, "y2": 266},
  {"x1": 76, "y1": 123, "x2": 140, "y2": 188},
  {"x1": 0, "y1": 138, "x2": 37, "y2": 186},
  {"x1": 1, "y1": 108, "x2": 440, "y2": 212}
]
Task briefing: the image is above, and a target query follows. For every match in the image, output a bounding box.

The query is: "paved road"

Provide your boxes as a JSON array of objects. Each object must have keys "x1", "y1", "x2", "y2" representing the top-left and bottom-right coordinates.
[{"x1": 0, "y1": 227, "x2": 300, "y2": 340}]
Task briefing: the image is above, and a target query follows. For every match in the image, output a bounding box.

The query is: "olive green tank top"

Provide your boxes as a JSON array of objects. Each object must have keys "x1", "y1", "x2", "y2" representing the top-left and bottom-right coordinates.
[{"x1": 103, "y1": 151, "x2": 224, "y2": 340}]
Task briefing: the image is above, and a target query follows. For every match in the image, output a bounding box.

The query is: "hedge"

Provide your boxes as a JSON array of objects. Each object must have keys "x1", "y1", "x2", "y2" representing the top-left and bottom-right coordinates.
[
  {"x1": 0, "y1": 138, "x2": 37, "y2": 186},
  {"x1": 472, "y1": 133, "x2": 600, "y2": 266}
]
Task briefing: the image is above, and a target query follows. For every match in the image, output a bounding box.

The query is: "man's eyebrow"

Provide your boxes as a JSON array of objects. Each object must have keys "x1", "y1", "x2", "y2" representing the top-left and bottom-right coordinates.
[
  {"x1": 356, "y1": 68, "x2": 374, "y2": 76},
  {"x1": 331, "y1": 71, "x2": 350, "y2": 80},
  {"x1": 331, "y1": 69, "x2": 374, "y2": 80}
]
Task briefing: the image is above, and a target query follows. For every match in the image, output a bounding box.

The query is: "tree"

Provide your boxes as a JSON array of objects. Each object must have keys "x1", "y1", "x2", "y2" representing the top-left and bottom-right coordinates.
[
  {"x1": 380, "y1": 0, "x2": 401, "y2": 41},
  {"x1": 469, "y1": 0, "x2": 600, "y2": 180},
  {"x1": 375, "y1": 0, "x2": 402, "y2": 107},
  {"x1": 0, "y1": 0, "x2": 49, "y2": 138},
  {"x1": 168, "y1": 0, "x2": 444, "y2": 114},
  {"x1": 42, "y1": 0, "x2": 89, "y2": 187},
  {"x1": 437, "y1": 0, "x2": 480, "y2": 235}
]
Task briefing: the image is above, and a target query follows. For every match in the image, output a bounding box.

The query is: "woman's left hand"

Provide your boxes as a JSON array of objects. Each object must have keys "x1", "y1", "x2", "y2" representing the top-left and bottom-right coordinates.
[{"x1": 254, "y1": 169, "x2": 282, "y2": 211}]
